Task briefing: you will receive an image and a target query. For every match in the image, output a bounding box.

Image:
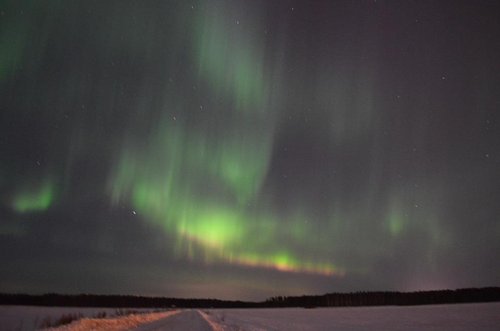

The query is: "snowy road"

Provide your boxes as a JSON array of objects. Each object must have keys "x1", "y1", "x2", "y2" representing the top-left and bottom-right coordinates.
[{"x1": 133, "y1": 309, "x2": 216, "y2": 331}]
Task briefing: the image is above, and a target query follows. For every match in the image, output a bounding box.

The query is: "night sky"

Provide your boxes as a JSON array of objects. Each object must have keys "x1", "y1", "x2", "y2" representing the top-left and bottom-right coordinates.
[{"x1": 1, "y1": 0, "x2": 499, "y2": 301}]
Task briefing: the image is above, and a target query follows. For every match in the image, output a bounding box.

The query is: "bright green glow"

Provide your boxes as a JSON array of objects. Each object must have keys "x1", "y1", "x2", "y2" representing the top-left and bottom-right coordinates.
[
  {"x1": 176, "y1": 205, "x2": 246, "y2": 248},
  {"x1": 12, "y1": 181, "x2": 55, "y2": 213}
]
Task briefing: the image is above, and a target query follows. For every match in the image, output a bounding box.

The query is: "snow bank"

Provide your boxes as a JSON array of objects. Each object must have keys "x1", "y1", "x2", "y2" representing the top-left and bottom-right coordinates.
[
  {"x1": 0, "y1": 306, "x2": 164, "y2": 331},
  {"x1": 44, "y1": 310, "x2": 179, "y2": 331}
]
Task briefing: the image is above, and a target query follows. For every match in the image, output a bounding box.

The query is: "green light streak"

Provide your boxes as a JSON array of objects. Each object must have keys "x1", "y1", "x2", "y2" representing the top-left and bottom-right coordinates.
[
  {"x1": 194, "y1": 6, "x2": 267, "y2": 113},
  {"x1": 384, "y1": 197, "x2": 408, "y2": 237},
  {"x1": 12, "y1": 180, "x2": 55, "y2": 213},
  {"x1": 0, "y1": 5, "x2": 29, "y2": 80}
]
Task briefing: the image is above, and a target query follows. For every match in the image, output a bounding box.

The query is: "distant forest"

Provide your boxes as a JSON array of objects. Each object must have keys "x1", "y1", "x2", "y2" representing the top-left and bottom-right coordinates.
[{"x1": 1, "y1": 287, "x2": 499, "y2": 309}]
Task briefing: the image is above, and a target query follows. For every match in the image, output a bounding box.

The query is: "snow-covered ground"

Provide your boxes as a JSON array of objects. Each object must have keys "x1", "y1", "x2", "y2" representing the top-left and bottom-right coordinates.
[
  {"x1": 204, "y1": 303, "x2": 500, "y2": 331},
  {"x1": 1, "y1": 302, "x2": 499, "y2": 330}
]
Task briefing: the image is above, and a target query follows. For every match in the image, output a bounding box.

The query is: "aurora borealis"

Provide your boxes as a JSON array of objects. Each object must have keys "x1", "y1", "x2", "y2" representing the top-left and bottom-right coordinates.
[{"x1": 1, "y1": 0, "x2": 499, "y2": 300}]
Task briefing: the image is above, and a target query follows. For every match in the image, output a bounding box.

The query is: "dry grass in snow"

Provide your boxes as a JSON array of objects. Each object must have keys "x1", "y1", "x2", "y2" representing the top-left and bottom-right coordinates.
[{"x1": 44, "y1": 310, "x2": 179, "y2": 331}]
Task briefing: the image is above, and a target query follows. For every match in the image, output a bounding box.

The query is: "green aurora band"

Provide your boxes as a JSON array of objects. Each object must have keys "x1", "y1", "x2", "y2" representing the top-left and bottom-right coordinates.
[{"x1": 108, "y1": 4, "x2": 343, "y2": 276}]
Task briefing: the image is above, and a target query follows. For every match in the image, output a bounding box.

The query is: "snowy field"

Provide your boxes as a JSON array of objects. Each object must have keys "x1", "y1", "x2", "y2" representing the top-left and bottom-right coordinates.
[
  {"x1": 203, "y1": 303, "x2": 500, "y2": 331},
  {"x1": 1, "y1": 302, "x2": 499, "y2": 330}
]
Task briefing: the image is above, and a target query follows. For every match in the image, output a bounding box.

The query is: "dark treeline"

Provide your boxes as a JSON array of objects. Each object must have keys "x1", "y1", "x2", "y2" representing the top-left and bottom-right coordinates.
[
  {"x1": 1, "y1": 287, "x2": 499, "y2": 308},
  {"x1": 0, "y1": 293, "x2": 258, "y2": 308},
  {"x1": 265, "y1": 287, "x2": 500, "y2": 308}
]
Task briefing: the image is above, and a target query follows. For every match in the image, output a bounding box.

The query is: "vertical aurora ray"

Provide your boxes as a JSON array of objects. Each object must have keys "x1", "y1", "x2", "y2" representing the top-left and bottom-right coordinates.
[
  {"x1": 0, "y1": 1, "x2": 30, "y2": 80},
  {"x1": 194, "y1": 2, "x2": 268, "y2": 114},
  {"x1": 0, "y1": 0, "x2": 62, "y2": 81},
  {"x1": 191, "y1": 1, "x2": 277, "y2": 205}
]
